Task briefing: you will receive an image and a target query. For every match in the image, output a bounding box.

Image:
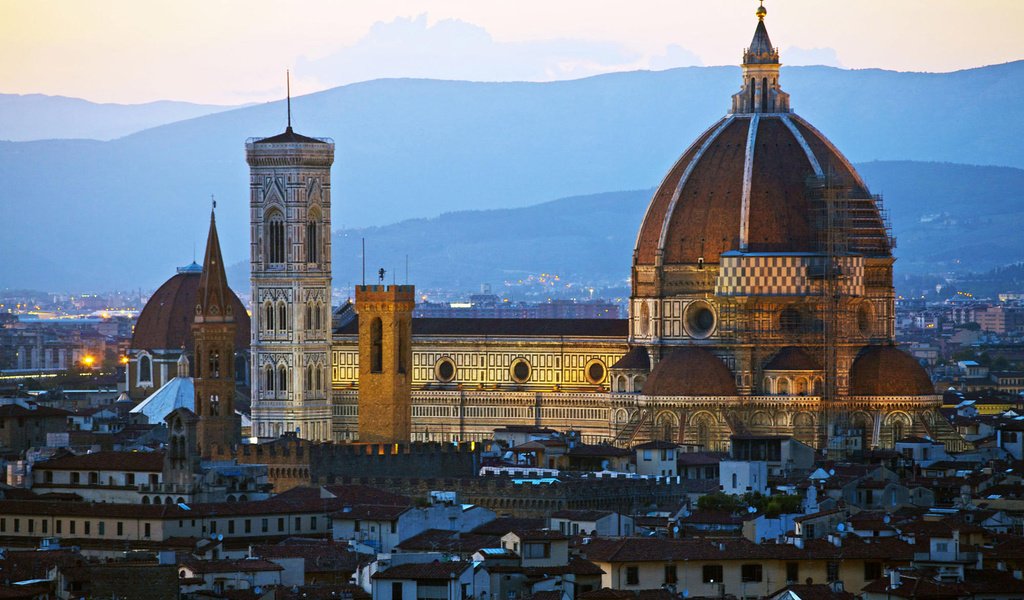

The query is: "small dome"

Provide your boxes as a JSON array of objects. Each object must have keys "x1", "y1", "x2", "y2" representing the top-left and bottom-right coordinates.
[
  {"x1": 849, "y1": 346, "x2": 934, "y2": 396},
  {"x1": 611, "y1": 347, "x2": 650, "y2": 370},
  {"x1": 764, "y1": 347, "x2": 821, "y2": 371},
  {"x1": 643, "y1": 347, "x2": 737, "y2": 396},
  {"x1": 131, "y1": 270, "x2": 250, "y2": 351}
]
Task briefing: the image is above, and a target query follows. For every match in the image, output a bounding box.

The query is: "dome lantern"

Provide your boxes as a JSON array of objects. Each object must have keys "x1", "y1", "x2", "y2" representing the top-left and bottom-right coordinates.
[{"x1": 731, "y1": 1, "x2": 790, "y2": 114}]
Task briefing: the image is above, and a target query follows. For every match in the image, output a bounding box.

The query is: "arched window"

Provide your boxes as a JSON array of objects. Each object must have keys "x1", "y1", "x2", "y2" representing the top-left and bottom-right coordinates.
[
  {"x1": 762, "y1": 77, "x2": 768, "y2": 112},
  {"x1": 305, "y1": 365, "x2": 313, "y2": 391},
  {"x1": 305, "y1": 303, "x2": 313, "y2": 331},
  {"x1": 278, "y1": 366, "x2": 288, "y2": 393},
  {"x1": 264, "y1": 302, "x2": 274, "y2": 332},
  {"x1": 315, "y1": 366, "x2": 322, "y2": 392},
  {"x1": 314, "y1": 302, "x2": 322, "y2": 331},
  {"x1": 370, "y1": 317, "x2": 383, "y2": 373},
  {"x1": 277, "y1": 302, "x2": 287, "y2": 332},
  {"x1": 306, "y1": 219, "x2": 319, "y2": 263},
  {"x1": 264, "y1": 366, "x2": 274, "y2": 394},
  {"x1": 139, "y1": 355, "x2": 152, "y2": 383},
  {"x1": 750, "y1": 77, "x2": 755, "y2": 111},
  {"x1": 208, "y1": 350, "x2": 220, "y2": 379},
  {"x1": 266, "y1": 212, "x2": 285, "y2": 264}
]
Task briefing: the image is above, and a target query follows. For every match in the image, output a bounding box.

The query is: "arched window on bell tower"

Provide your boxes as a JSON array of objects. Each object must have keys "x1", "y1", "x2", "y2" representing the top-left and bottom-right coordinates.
[
  {"x1": 264, "y1": 302, "x2": 275, "y2": 332},
  {"x1": 278, "y1": 365, "x2": 288, "y2": 393},
  {"x1": 208, "y1": 350, "x2": 220, "y2": 379},
  {"x1": 306, "y1": 215, "x2": 319, "y2": 263},
  {"x1": 277, "y1": 301, "x2": 287, "y2": 332},
  {"x1": 266, "y1": 211, "x2": 286, "y2": 264},
  {"x1": 370, "y1": 317, "x2": 383, "y2": 373}
]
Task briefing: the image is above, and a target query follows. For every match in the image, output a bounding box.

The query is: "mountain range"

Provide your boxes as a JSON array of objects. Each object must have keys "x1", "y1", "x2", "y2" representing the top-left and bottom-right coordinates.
[
  {"x1": 2, "y1": 62, "x2": 1023, "y2": 291},
  {"x1": 0, "y1": 94, "x2": 238, "y2": 141},
  {"x1": 219, "y1": 161, "x2": 1019, "y2": 297}
]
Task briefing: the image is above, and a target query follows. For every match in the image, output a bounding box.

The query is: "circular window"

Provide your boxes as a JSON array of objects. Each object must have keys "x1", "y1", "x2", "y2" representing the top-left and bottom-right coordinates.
[
  {"x1": 857, "y1": 303, "x2": 873, "y2": 337},
  {"x1": 779, "y1": 307, "x2": 803, "y2": 333},
  {"x1": 684, "y1": 301, "x2": 716, "y2": 339},
  {"x1": 510, "y1": 358, "x2": 532, "y2": 384},
  {"x1": 435, "y1": 357, "x2": 456, "y2": 383},
  {"x1": 585, "y1": 359, "x2": 607, "y2": 384}
]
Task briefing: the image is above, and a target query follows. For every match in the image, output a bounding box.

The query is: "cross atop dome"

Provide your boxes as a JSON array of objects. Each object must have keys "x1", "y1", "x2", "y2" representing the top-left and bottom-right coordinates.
[{"x1": 731, "y1": 1, "x2": 790, "y2": 114}]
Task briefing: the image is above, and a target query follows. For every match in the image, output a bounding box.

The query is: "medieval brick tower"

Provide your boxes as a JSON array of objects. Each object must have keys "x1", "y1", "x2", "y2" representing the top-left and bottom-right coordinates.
[
  {"x1": 247, "y1": 111, "x2": 335, "y2": 442},
  {"x1": 356, "y1": 284, "x2": 414, "y2": 442},
  {"x1": 193, "y1": 208, "x2": 241, "y2": 457}
]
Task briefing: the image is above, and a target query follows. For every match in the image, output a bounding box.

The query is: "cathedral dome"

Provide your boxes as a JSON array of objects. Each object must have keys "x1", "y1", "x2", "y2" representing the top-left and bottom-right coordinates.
[
  {"x1": 131, "y1": 266, "x2": 250, "y2": 351},
  {"x1": 848, "y1": 346, "x2": 934, "y2": 396},
  {"x1": 643, "y1": 347, "x2": 737, "y2": 396},
  {"x1": 632, "y1": 12, "x2": 891, "y2": 270},
  {"x1": 764, "y1": 346, "x2": 821, "y2": 371}
]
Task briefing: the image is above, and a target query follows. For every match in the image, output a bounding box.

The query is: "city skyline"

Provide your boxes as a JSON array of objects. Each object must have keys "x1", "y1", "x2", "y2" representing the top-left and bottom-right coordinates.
[{"x1": 1, "y1": 0, "x2": 1022, "y2": 104}]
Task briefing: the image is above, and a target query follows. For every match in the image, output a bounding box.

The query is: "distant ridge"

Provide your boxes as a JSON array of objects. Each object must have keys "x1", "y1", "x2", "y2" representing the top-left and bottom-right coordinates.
[
  {"x1": 1, "y1": 62, "x2": 1023, "y2": 290},
  {"x1": 0, "y1": 93, "x2": 239, "y2": 141},
  {"x1": 221, "y1": 161, "x2": 1024, "y2": 296}
]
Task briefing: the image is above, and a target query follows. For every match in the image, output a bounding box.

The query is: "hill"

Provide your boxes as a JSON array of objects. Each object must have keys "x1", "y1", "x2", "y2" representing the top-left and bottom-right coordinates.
[
  {"x1": 0, "y1": 93, "x2": 239, "y2": 141},
  {"x1": 220, "y1": 162, "x2": 1024, "y2": 296},
  {"x1": 2, "y1": 63, "x2": 1023, "y2": 290}
]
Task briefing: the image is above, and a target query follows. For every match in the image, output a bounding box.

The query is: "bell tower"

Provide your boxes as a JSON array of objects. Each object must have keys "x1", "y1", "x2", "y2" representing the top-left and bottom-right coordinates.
[
  {"x1": 193, "y1": 207, "x2": 241, "y2": 457},
  {"x1": 246, "y1": 85, "x2": 335, "y2": 442},
  {"x1": 356, "y1": 284, "x2": 414, "y2": 443}
]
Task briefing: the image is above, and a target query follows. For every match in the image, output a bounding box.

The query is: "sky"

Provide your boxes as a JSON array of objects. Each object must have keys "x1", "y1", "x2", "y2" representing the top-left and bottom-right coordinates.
[{"x1": 1, "y1": 0, "x2": 1022, "y2": 105}]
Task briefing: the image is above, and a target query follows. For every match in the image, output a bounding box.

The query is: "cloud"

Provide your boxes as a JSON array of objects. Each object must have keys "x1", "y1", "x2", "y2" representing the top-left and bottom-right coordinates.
[
  {"x1": 298, "y1": 15, "x2": 638, "y2": 84},
  {"x1": 297, "y1": 14, "x2": 702, "y2": 87},
  {"x1": 648, "y1": 44, "x2": 704, "y2": 70},
  {"x1": 781, "y1": 46, "x2": 843, "y2": 67}
]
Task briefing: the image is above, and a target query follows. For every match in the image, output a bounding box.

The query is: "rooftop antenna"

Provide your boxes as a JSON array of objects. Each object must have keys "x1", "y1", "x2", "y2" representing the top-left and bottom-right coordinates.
[
  {"x1": 361, "y1": 238, "x2": 366, "y2": 286},
  {"x1": 286, "y1": 70, "x2": 292, "y2": 131},
  {"x1": 378, "y1": 267, "x2": 386, "y2": 284},
  {"x1": 211, "y1": 194, "x2": 216, "y2": 213}
]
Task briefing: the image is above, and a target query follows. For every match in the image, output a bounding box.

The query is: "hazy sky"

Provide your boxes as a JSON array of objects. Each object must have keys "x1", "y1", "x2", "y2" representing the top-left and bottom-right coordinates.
[{"x1": 2, "y1": 0, "x2": 1022, "y2": 105}]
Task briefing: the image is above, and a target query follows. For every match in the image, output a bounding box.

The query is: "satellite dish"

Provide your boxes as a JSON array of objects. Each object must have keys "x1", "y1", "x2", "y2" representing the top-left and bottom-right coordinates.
[
  {"x1": 837, "y1": 523, "x2": 846, "y2": 532},
  {"x1": 748, "y1": 506, "x2": 757, "y2": 514},
  {"x1": 210, "y1": 534, "x2": 216, "y2": 540},
  {"x1": 883, "y1": 515, "x2": 891, "y2": 524},
  {"x1": 218, "y1": 534, "x2": 223, "y2": 541},
  {"x1": 828, "y1": 469, "x2": 836, "y2": 476},
  {"x1": 672, "y1": 526, "x2": 680, "y2": 534}
]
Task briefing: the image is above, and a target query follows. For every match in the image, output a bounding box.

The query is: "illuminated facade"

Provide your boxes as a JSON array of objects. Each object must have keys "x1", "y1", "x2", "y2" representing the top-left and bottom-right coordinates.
[
  {"x1": 247, "y1": 7, "x2": 964, "y2": 452},
  {"x1": 247, "y1": 126, "x2": 334, "y2": 442}
]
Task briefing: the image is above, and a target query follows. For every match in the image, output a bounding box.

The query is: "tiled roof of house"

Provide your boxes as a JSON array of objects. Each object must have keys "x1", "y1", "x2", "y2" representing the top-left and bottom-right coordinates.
[
  {"x1": 34, "y1": 450, "x2": 165, "y2": 472},
  {"x1": 373, "y1": 561, "x2": 471, "y2": 580}
]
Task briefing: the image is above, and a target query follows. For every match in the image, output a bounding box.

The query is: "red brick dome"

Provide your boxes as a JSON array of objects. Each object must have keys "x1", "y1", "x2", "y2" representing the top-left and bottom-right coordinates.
[
  {"x1": 764, "y1": 346, "x2": 821, "y2": 371},
  {"x1": 131, "y1": 266, "x2": 250, "y2": 351},
  {"x1": 848, "y1": 346, "x2": 934, "y2": 396},
  {"x1": 633, "y1": 114, "x2": 891, "y2": 267},
  {"x1": 643, "y1": 347, "x2": 737, "y2": 396}
]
